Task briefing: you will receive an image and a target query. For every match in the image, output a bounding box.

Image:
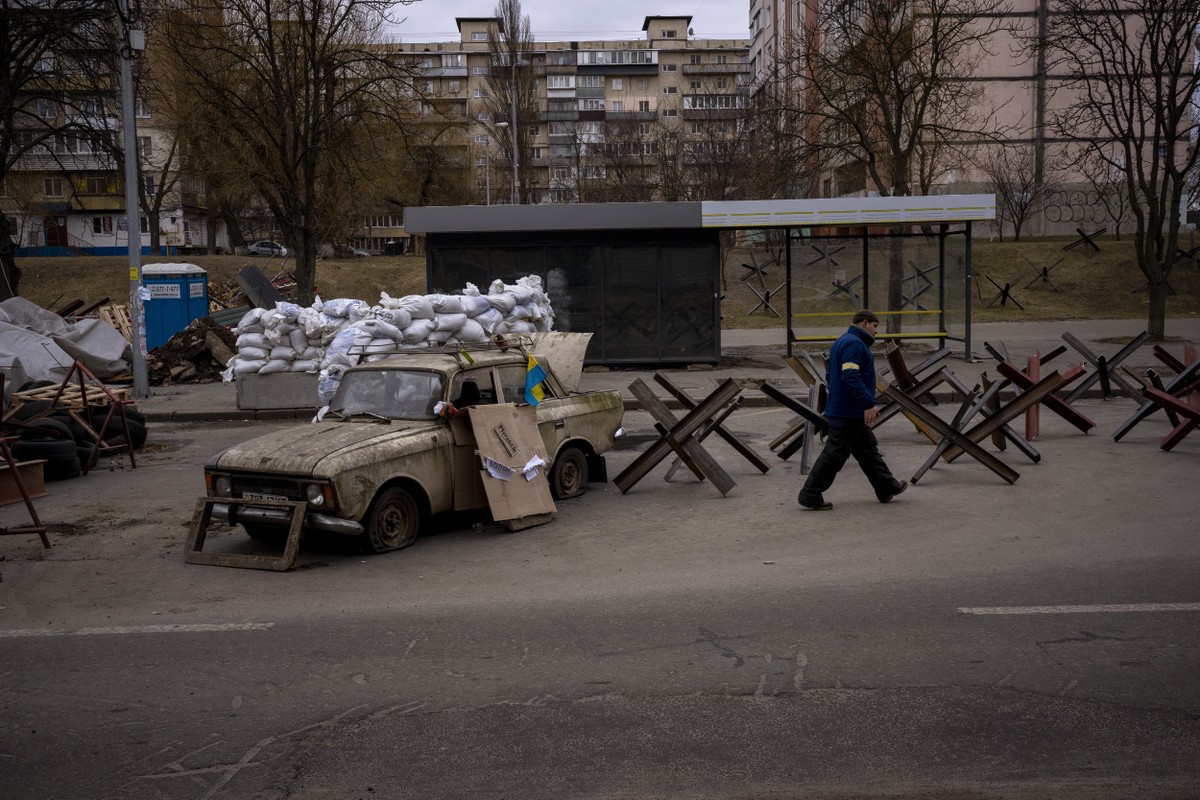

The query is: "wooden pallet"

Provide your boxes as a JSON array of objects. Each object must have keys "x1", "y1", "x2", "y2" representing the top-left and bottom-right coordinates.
[
  {"x1": 10, "y1": 383, "x2": 131, "y2": 411},
  {"x1": 99, "y1": 304, "x2": 133, "y2": 341}
]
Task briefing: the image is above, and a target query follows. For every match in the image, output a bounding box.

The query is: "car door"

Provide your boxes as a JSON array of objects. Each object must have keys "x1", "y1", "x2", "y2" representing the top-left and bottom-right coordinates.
[{"x1": 447, "y1": 367, "x2": 499, "y2": 511}]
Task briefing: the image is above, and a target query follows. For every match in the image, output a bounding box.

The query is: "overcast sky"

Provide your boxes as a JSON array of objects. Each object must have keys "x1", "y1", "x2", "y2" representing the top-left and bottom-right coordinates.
[{"x1": 388, "y1": 0, "x2": 749, "y2": 42}]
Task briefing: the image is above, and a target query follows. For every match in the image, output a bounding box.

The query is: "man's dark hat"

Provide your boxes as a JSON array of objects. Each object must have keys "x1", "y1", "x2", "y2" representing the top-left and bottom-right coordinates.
[{"x1": 852, "y1": 309, "x2": 879, "y2": 325}]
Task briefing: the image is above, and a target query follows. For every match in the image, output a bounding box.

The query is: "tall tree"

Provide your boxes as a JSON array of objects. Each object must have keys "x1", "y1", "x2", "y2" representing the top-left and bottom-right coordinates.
[
  {"x1": 160, "y1": 0, "x2": 417, "y2": 299},
  {"x1": 0, "y1": 0, "x2": 113, "y2": 300},
  {"x1": 785, "y1": 0, "x2": 1013, "y2": 328},
  {"x1": 1041, "y1": 0, "x2": 1200, "y2": 340},
  {"x1": 978, "y1": 144, "x2": 1055, "y2": 242},
  {"x1": 483, "y1": 0, "x2": 535, "y2": 204}
]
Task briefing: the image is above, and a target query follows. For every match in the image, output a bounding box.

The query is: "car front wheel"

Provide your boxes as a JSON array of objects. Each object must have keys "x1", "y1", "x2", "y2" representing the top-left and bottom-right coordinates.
[
  {"x1": 361, "y1": 486, "x2": 420, "y2": 553},
  {"x1": 550, "y1": 446, "x2": 588, "y2": 500}
]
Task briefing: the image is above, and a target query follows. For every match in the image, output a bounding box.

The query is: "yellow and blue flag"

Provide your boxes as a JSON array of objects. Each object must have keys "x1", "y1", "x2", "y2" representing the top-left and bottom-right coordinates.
[{"x1": 524, "y1": 352, "x2": 546, "y2": 405}]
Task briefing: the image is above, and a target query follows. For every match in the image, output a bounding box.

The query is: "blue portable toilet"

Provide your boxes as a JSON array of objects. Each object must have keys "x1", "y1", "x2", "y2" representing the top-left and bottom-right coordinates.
[{"x1": 141, "y1": 263, "x2": 209, "y2": 350}]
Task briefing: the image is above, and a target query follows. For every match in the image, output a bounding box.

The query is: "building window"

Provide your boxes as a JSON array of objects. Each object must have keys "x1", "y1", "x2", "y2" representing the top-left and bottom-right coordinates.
[
  {"x1": 528, "y1": 125, "x2": 539, "y2": 136},
  {"x1": 717, "y1": 54, "x2": 728, "y2": 64},
  {"x1": 638, "y1": 78, "x2": 650, "y2": 90},
  {"x1": 690, "y1": 54, "x2": 702, "y2": 65},
  {"x1": 140, "y1": 215, "x2": 150, "y2": 234},
  {"x1": 475, "y1": 134, "x2": 489, "y2": 143},
  {"x1": 662, "y1": 108, "x2": 677, "y2": 117},
  {"x1": 662, "y1": 86, "x2": 677, "y2": 95},
  {"x1": 580, "y1": 99, "x2": 605, "y2": 111},
  {"x1": 136, "y1": 136, "x2": 153, "y2": 158},
  {"x1": 660, "y1": 29, "x2": 677, "y2": 38},
  {"x1": 531, "y1": 147, "x2": 543, "y2": 159},
  {"x1": 142, "y1": 175, "x2": 155, "y2": 195},
  {"x1": 475, "y1": 156, "x2": 488, "y2": 166},
  {"x1": 135, "y1": 96, "x2": 151, "y2": 117},
  {"x1": 661, "y1": 63, "x2": 677, "y2": 72},
  {"x1": 79, "y1": 97, "x2": 104, "y2": 117},
  {"x1": 611, "y1": 78, "x2": 623, "y2": 90},
  {"x1": 473, "y1": 89, "x2": 487, "y2": 98},
  {"x1": 472, "y1": 65, "x2": 488, "y2": 75},
  {"x1": 37, "y1": 98, "x2": 57, "y2": 119},
  {"x1": 477, "y1": 112, "x2": 489, "y2": 121},
  {"x1": 611, "y1": 100, "x2": 624, "y2": 112},
  {"x1": 44, "y1": 177, "x2": 64, "y2": 197},
  {"x1": 578, "y1": 74, "x2": 603, "y2": 88},
  {"x1": 92, "y1": 216, "x2": 113, "y2": 235},
  {"x1": 449, "y1": 80, "x2": 462, "y2": 92},
  {"x1": 548, "y1": 75, "x2": 573, "y2": 89},
  {"x1": 692, "y1": 122, "x2": 702, "y2": 134},
  {"x1": 690, "y1": 79, "x2": 701, "y2": 90},
  {"x1": 472, "y1": 32, "x2": 488, "y2": 41},
  {"x1": 638, "y1": 100, "x2": 651, "y2": 112},
  {"x1": 639, "y1": 123, "x2": 651, "y2": 134},
  {"x1": 420, "y1": 80, "x2": 434, "y2": 93},
  {"x1": 443, "y1": 53, "x2": 466, "y2": 67}
]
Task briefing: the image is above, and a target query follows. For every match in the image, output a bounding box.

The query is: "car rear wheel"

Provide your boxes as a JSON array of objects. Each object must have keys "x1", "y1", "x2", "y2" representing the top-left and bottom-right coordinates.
[
  {"x1": 550, "y1": 446, "x2": 588, "y2": 500},
  {"x1": 361, "y1": 486, "x2": 420, "y2": 554}
]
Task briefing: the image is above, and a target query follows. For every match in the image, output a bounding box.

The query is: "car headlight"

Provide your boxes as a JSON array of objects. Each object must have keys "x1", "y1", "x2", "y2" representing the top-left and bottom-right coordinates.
[
  {"x1": 305, "y1": 484, "x2": 326, "y2": 507},
  {"x1": 209, "y1": 474, "x2": 232, "y2": 497}
]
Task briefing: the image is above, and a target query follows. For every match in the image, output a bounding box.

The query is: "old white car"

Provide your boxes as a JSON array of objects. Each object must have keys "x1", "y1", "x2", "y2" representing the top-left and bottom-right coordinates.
[{"x1": 201, "y1": 339, "x2": 624, "y2": 554}]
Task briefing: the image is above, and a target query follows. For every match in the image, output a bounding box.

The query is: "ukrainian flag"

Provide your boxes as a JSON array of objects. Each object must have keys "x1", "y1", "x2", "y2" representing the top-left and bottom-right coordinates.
[{"x1": 524, "y1": 352, "x2": 547, "y2": 405}]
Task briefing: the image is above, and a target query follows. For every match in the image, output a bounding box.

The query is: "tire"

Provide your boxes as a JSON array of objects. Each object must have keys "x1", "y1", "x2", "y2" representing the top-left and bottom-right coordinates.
[
  {"x1": 100, "y1": 419, "x2": 148, "y2": 450},
  {"x1": 43, "y1": 455, "x2": 81, "y2": 481},
  {"x1": 11, "y1": 438, "x2": 77, "y2": 463},
  {"x1": 550, "y1": 445, "x2": 589, "y2": 500},
  {"x1": 88, "y1": 407, "x2": 145, "y2": 427},
  {"x1": 18, "y1": 417, "x2": 71, "y2": 441},
  {"x1": 360, "y1": 486, "x2": 420, "y2": 554},
  {"x1": 8, "y1": 400, "x2": 55, "y2": 422}
]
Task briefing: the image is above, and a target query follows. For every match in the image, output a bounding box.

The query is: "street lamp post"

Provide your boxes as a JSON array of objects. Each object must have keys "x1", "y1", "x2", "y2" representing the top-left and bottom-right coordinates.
[{"x1": 508, "y1": 58, "x2": 529, "y2": 205}]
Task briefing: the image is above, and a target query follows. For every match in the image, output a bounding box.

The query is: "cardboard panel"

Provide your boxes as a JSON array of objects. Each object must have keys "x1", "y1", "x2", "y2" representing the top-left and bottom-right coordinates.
[{"x1": 468, "y1": 404, "x2": 556, "y2": 522}]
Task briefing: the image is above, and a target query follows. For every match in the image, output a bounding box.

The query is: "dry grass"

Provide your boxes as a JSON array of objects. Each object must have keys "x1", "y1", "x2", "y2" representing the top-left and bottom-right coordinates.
[
  {"x1": 13, "y1": 235, "x2": 1200, "y2": 329},
  {"x1": 721, "y1": 236, "x2": 1200, "y2": 329}
]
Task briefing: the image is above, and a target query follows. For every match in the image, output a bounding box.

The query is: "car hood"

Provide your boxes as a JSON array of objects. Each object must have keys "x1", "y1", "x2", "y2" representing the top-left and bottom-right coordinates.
[{"x1": 215, "y1": 420, "x2": 434, "y2": 476}]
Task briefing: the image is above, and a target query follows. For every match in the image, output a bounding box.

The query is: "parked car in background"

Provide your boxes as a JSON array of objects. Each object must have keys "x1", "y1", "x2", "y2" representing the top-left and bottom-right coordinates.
[
  {"x1": 346, "y1": 246, "x2": 374, "y2": 258},
  {"x1": 246, "y1": 240, "x2": 287, "y2": 257},
  {"x1": 200, "y1": 336, "x2": 624, "y2": 555}
]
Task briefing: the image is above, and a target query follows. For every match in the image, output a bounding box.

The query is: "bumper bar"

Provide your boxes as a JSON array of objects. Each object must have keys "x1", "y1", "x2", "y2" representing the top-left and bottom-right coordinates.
[{"x1": 210, "y1": 501, "x2": 364, "y2": 536}]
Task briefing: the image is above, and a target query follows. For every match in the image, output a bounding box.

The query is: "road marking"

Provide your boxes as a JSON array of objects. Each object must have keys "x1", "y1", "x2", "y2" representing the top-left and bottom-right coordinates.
[
  {"x1": 957, "y1": 603, "x2": 1200, "y2": 616},
  {"x1": 0, "y1": 622, "x2": 275, "y2": 638}
]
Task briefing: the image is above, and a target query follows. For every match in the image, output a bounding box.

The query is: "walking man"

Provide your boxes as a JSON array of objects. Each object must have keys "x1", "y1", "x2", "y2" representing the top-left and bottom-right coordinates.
[{"x1": 798, "y1": 309, "x2": 907, "y2": 511}]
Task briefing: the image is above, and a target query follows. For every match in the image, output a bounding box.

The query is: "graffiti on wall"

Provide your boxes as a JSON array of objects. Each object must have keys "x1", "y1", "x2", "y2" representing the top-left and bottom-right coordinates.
[{"x1": 1043, "y1": 187, "x2": 1116, "y2": 226}]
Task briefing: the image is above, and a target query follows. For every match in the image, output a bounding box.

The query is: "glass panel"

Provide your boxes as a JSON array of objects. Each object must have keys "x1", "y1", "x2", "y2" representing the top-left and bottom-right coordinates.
[
  {"x1": 544, "y1": 245, "x2": 598, "y2": 336},
  {"x1": 330, "y1": 370, "x2": 445, "y2": 420},
  {"x1": 603, "y1": 245, "x2": 658, "y2": 360},
  {"x1": 659, "y1": 244, "x2": 715, "y2": 359},
  {"x1": 431, "y1": 247, "x2": 488, "y2": 294}
]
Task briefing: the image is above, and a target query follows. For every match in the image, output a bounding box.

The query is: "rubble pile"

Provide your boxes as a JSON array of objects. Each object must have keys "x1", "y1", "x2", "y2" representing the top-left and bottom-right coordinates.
[
  {"x1": 225, "y1": 276, "x2": 555, "y2": 403},
  {"x1": 148, "y1": 317, "x2": 238, "y2": 385}
]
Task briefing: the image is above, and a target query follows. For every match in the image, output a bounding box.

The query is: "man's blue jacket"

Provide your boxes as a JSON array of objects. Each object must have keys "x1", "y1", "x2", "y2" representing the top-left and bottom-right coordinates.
[{"x1": 824, "y1": 324, "x2": 877, "y2": 419}]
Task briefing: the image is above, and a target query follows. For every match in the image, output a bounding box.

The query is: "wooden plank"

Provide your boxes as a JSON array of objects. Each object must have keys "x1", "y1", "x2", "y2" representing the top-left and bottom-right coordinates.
[
  {"x1": 614, "y1": 378, "x2": 740, "y2": 496},
  {"x1": 881, "y1": 386, "x2": 1020, "y2": 485}
]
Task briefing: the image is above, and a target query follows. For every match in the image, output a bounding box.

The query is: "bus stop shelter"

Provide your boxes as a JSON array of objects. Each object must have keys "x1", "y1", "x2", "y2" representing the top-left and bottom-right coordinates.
[{"x1": 405, "y1": 195, "x2": 995, "y2": 366}]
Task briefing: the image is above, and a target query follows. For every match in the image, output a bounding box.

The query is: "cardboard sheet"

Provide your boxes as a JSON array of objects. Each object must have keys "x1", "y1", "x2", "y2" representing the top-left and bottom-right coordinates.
[{"x1": 468, "y1": 404, "x2": 556, "y2": 522}]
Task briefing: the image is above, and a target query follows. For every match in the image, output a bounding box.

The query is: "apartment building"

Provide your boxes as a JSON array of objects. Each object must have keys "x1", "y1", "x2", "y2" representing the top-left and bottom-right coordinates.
[
  {"x1": 748, "y1": 0, "x2": 1194, "y2": 238},
  {"x1": 390, "y1": 15, "x2": 751, "y2": 208}
]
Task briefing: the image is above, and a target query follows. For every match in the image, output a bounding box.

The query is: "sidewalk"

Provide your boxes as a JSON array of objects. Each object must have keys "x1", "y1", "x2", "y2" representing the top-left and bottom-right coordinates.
[{"x1": 135, "y1": 318, "x2": 1200, "y2": 422}]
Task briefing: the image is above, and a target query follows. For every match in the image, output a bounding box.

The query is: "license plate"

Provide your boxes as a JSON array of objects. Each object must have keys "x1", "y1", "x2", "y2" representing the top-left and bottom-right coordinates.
[{"x1": 242, "y1": 491, "x2": 288, "y2": 502}]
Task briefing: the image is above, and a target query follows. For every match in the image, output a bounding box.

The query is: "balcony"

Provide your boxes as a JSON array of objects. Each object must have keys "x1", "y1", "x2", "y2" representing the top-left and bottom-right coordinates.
[
  {"x1": 540, "y1": 110, "x2": 579, "y2": 122},
  {"x1": 682, "y1": 63, "x2": 751, "y2": 75},
  {"x1": 605, "y1": 111, "x2": 657, "y2": 122}
]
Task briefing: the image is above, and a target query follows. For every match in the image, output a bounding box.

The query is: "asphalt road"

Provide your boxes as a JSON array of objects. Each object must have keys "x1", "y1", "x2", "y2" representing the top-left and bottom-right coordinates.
[{"x1": 1, "y1": 401, "x2": 1198, "y2": 799}]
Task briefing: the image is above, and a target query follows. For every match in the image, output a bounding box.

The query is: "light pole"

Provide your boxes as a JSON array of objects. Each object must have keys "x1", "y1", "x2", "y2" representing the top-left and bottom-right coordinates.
[{"x1": 508, "y1": 58, "x2": 529, "y2": 205}]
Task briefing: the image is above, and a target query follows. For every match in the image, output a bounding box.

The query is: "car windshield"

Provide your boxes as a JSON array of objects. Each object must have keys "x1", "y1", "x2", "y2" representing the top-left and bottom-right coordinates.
[{"x1": 328, "y1": 369, "x2": 445, "y2": 421}]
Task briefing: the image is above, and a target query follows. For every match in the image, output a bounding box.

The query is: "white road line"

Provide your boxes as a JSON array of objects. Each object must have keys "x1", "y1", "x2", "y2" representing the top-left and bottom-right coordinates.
[
  {"x1": 958, "y1": 603, "x2": 1200, "y2": 616},
  {"x1": 0, "y1": 622, "x2": 275, "y2": 638}
]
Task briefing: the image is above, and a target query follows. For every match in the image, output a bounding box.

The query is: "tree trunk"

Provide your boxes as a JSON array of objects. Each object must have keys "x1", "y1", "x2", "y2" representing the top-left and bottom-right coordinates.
[
  {"x1": 886, "y1": 231, "x2": 905, "y2": 334},
  {"x1": 0, "y1": 217, "x2": 22, "y2": 300},
  {"x1": 1146, "y1": 280, "x2": 1167, "y2": 341}
]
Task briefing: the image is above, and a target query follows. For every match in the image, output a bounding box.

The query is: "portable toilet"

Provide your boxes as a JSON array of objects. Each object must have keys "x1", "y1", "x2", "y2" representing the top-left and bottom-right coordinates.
[{"x1": 141, "y1": 263, "x2": 209, "y2": 350}]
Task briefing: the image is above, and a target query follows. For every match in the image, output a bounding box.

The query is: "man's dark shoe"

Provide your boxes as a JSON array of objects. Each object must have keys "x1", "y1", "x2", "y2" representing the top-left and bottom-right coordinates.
[
  {"x1": 880, "y1": 481, "x2": 908, "y2": 503},
  {"x1": 798, "y1": 492, "x2": 833, "y2": 511}
]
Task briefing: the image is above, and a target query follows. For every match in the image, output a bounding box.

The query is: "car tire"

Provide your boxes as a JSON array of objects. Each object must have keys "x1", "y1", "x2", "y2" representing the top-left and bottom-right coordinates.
[
  {"x1": 361, "y1": 486, "x2": 420, "y2": 554},
  {"x1": 550, "y1": 445, "x2": 588, "y2": 500},
  {"x1": 18, "y1": 417, "x2": 72, "y2": 441}
]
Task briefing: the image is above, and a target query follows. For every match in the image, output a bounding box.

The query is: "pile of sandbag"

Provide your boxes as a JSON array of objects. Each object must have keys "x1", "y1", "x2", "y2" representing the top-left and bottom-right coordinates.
[{"x1": 225, "y1": 276, "x2": 555, "y2": 402}]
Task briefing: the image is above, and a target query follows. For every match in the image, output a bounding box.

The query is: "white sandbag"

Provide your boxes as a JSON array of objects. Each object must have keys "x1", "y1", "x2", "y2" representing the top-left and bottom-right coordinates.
[
  {"x1": 236, "y1": 332, "x2": 266, "y2": 349},
  {"x1": 269, "y1": 345, "x2": 297, "y2": 361},
  {"x1": 397, "y1": 295, "x2": 435, "y2": 320},
  {"x1": 484, "y1": 292, "x2": 516, "y2": 313},
  {"x1": 429, "y1": 293, "x2": 466, "y2": 314},
  {"x1": 363, "y1": 337, "x2": 398, "y2": 356},
  {"x1": 326, "y1": 326, "x2": 374, "y2": 360},
  {"x1": 235, "y1": 308, "x2": 265, "y2": 331},
  {"x1": 288, "y1": 327, "x2": 308, "y2": 352},
  {"x1": 460, "y1": 294, "x2": 492, "y2": 317},
  {"x1": 457, "y1": 318, "x2": 487, "y2": 342},
  {"x1": 400, "y1": 318, "x2": 436, "y2": 343},
  {"x1": 258, "y1": 358, "x2": 291, "y2": 374},
  {"x1": 373, "y1": 307, "x2": 412, "y2": 329},
  {"x1": 320, "y1": 298, "x2": 367, "y2": 318},
  {"x1": 474, "y1": 307, "x2": 504, "y2": 334},
  {"x1": 355, "y1": 318, "x2": 404, "y2": 342},
  {"x1": 433, "y1": 312, "x2": 467, "y2": 333},
  {"x1": 291, "y1": 359, "x2": 319, "y2": 372},
  {"x1": 238, "y1": 345, "x2": 270, "y2": 360},
  {"x1": 233, "y1": 358, "x2": 267, "y2": 374},
  {"x1": 271, "y1": 301, "x2": 303, "y2": 323},
  {"x1": 317, "y1": 364, "x2": 347, "y2": 404},
  {"x1": 300, "y1": 345, "x2": 323, "y2": 361}
]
